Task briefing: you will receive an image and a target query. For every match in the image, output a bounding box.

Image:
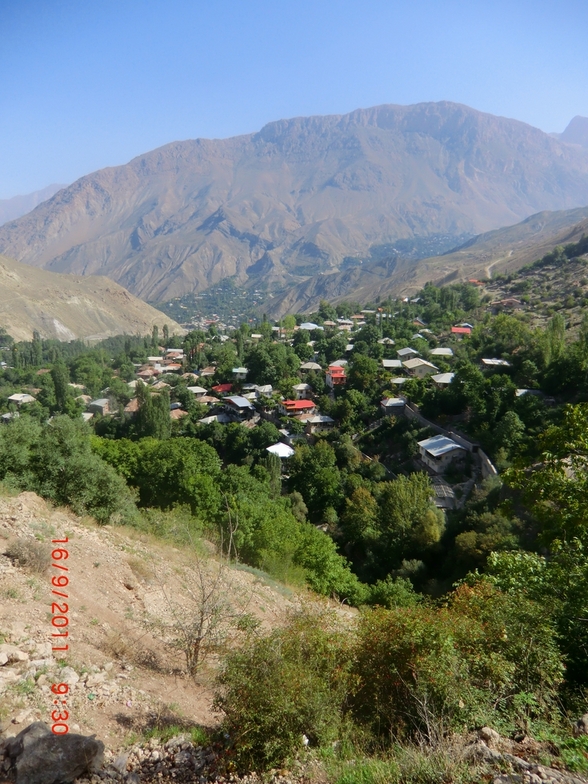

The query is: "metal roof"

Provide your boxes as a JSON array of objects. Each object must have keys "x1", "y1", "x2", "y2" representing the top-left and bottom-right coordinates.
[{"x1": 417, "y1": 435, "x2": 465, "y2": 457}]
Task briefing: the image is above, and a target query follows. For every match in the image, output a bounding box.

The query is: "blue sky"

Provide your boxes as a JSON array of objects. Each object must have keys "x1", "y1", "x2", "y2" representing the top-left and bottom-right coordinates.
[{"x1": 1, "y1": 0, "x2": 587, "y2": 198}]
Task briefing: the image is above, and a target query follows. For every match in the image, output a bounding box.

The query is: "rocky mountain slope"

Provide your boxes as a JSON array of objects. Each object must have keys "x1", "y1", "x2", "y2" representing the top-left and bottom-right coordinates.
[
  {"x1": 0, "y1": 253, "x2": 182, "y2": 341},
  {"x1": 0, "y1": 184, "x2": 65, "y2": 227},
  {"x1": 2, "y1": 102, "x2": 588, "y2": 304},
  {"x1": 267, "y1": 206, "x2": 588, "y2": 315}
]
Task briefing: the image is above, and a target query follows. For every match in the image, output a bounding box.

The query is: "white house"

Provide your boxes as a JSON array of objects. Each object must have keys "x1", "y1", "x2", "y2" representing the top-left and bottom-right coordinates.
[
  {"x1": 417, "y1": 435, "x2": 465, "y2": 474},
  {"x1": 402, "y1": 358, "x2": 439, "y2": 379},
  {"x1": 430, "y1": 347, "x2": 454, "y2": 358},
  {"x1": 380, "y1": 397, "x2": 405, "y2": 415},
  {"x1": 7, "y1": 393, "x2": 36, "y2": 406},
  {"x1": 431, "y1": 372, "x2": 455, "y2": 388},
  {"x1": 232, "y1": 367, "x2": 249, "y2": 381},
  {"x1": 382, "y1": 359, "x2": 402, "y2": 370},
  {"x1": 292, "y1": 383, "x2": 312, "y2": 400},
  {"x1": 397, "y1": 347, "x2": 420, "y2": 359}
]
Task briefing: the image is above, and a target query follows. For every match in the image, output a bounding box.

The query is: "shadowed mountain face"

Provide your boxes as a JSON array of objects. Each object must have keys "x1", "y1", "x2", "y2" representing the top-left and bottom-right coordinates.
[
  {"x1": 266, "y1": 207, "x2": 588, "y2": 317},
  {"x1": 2, "y1": 102, "x2": 588, "y2": 303},
  {"x1": 0, "y1": 254, "x2": 182, "y2": 342},
  {"x1": 0, "y1": 184, "x2": 66, "y2": 227}
]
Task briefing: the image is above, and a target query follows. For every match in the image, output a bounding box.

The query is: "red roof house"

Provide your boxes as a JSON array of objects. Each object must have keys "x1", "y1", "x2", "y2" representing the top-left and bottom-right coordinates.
[
  {"x1": 211, "y1": 383, "x2": 233, "y2": 394},
  {"x1": 451, "y1": 326, "x2": 472, "y2": 335},
  {"x1": 279, "y1": 399, "x2": 317, "y2": 416}
]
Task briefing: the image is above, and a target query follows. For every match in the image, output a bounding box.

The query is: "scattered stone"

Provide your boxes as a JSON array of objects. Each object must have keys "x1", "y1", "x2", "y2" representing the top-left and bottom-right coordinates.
[
  {"x1": 480, "y1": 726, "x2": 501, "y2": 745},
  {"x1": 0, "y1": 644, "x2": 28, "y2": 663}
]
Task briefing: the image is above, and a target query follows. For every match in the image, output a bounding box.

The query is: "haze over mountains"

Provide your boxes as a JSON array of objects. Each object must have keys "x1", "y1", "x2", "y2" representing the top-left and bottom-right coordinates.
[
  {"x1": 0, "y1": 183, "x2": 66, "y2": 227},
  {"x1": 1, "y1": 102, "x2": 588, "y2": 310}
]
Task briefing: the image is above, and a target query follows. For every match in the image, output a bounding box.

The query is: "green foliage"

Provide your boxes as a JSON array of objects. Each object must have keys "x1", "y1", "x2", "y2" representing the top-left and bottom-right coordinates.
[
  {"x1": 214, "y1": 608, "x2": 352, "y2": 770},
  {"x1": 0, "y1": 415, "x2": 137, "y2": 524}
]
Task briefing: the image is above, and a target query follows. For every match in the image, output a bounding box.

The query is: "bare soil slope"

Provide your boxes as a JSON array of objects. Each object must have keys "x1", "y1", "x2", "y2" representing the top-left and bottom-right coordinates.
[
  {"x1": 0, "y1": 491, "x2": 308, "y2": 750},
  {"x1": 0, "y1": 254, "x2": 183, "y2": 341}
]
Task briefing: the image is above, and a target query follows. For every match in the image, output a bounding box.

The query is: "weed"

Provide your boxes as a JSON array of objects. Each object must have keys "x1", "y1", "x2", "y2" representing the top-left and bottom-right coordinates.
[{"x1": 5, "y1": 537, "x2": 51, "y2": 574}]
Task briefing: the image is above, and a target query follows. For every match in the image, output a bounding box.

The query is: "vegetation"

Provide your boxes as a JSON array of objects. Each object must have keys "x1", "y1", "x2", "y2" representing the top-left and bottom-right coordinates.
[{"x1": 2, "y1": 234, "x2": 588, "y2": 776}]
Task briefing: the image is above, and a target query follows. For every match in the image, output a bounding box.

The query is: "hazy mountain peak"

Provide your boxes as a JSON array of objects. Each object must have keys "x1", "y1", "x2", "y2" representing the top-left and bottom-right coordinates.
[
  {"x1": 0, "y1": 183, "x2": 66, "y2": 227},
  {"x1": 560, "y1": 116, "x2": 588, "y2": 148}
]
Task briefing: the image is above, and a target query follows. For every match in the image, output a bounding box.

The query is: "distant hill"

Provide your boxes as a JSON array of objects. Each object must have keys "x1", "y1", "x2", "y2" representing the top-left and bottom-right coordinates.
[
  {"x1": 266, "y1": 206, "x2": 588, "y2": 316},
  {"x1": 2, "y1": 102, "x2": 588, "y2": 303},
  {"x1": 0, "y1": 184, "x2": 66, "y2": 226},
  {"x1": 557, "y1": 116, "x2": 588, "y2": 148},
  {"x1": 0, "y1": 254, "x2": 183, "y2": 342}
]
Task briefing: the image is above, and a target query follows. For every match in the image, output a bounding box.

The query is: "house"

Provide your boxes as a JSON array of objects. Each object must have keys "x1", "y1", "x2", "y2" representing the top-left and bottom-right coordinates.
[
  {"x1": 451, "y1": 326, "x2": 471, "y2": 336},
  {"x1": 326, "y1": 366, "x2": 347, "y2": 388},
  {"x1": 211, "y1": 383, "x2": 233, "y2": 395},
  {"x1": 382, "y1": 359, "x2": 402, "y2": 370},
  {"x1": 186, "y1": 386, "x2": 208, "y2": 398},
  {"x1": 430, "y1": 347, "x2": 454, "y2": 358},
  {"x1": 198, "y1": 395, "x2": 221, "y2": 405},
  {"x1": 417, "y1": 435, "x2": 466, "y2": 474},
  {"x1": 151, "y1": 381, "x2": 171, "y2": 390},
  {"x1": 300, "y1": 361, "x2": 322, "y2": 372},
  {"x1": 81, "y1": 412, "x2": 94, "y2": 423},
  {"x1": 255, "y1": 384, "x2": 273, "y2": 397},
  {"x1": 88, "y1": 398, "x2": 110, "y2": 416},
  {"x1": 223, "y1": 396, "x2": 255, "y2": 418},
  {"x1": 322, "y1": 320, "x2": 337, "y2": 328},
  {"x1": 7, "y1": 393, "x2": 36, "y2": 406},
  {"x1": 390, "y1": 377, "x2": 408, "y2": 386},
  {"x1": 481, "y1": 358, "x2": 511, "y2": 369},
  {"x1": 380, "y1": 397, "x2": 405, "y2": 415},
  {"x1": 491, "y1": 298, "x2": 522, "y2": 309},
  {"x1": 232, "y1": 367, "x2": 249, "y2": 381},
  {"x1": 199, "y1": 366, "x2": 216, "y2": 377},
  {"x1": 302, "y1": 414, "x2": 335, "y2": 436},
  {"x1": 431, "y1": 372, "x2": 455, "y2": 388},
  {"x1": 279, "y1": 399, "x2": 317, "y2": 416},
  {"x1": 402, "y1": 358, "x2": 439, "y2": 379},
  {"x1": 378, "y1": 337, "x2": 395, "y2": 345},
  {"x1": 170, "y1": 408, "x2": 189, "y2": 420},
  {"x1": 299, "y1": 322, "x2": 323, "y2": 331},
  {"x1": 432, "y1": 477, "x2": 457, "y2": 510},
  {"x1": 198, "y1": 412, "x2": 232, "y2": 425},
  {"x1": 413, "y1": 317, "x2": 427, "y2": 328},
  {"x1": 163, "y1": 363, "x2": 183, "y2": 373},
  {"x1": 292, "y1": 383, "x2": 312, "y2": 400},
  {"x1": 397, "y1": 347, "x2": 419, "y2": 359},
  {"x1": 124, "y1": 398, "x2": 140, "y2": 415},
  {"x1": 266, "y1": 442, "x2": 295, "y2": 459}
]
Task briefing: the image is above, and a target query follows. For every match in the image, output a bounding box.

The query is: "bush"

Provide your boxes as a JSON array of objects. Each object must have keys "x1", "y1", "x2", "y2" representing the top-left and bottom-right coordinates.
[
  {"x1": 5, "y1": 537, "x2": 51, "y2": 573},
  {"x1": 214, "y1": 607, "x2": 353, "y2": 770}
]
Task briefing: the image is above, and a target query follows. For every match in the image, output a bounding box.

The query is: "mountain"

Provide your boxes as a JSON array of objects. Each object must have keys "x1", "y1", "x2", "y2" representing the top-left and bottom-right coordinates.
[
  {"x1": 0, "y1": 253, "x2": 182, "y2": 342},
  {"x1": 0, "y1": 184, "x2": 66, "y2": 226},
  {"x1": 2, "y1": 102, "x2": 588, "y2": 303},
  {"x1": 267, "y1": 206, "x2": 588, "y2": 316},
  {"x1": 558, "y1": 116, "x2": 588, "y2": 148}
]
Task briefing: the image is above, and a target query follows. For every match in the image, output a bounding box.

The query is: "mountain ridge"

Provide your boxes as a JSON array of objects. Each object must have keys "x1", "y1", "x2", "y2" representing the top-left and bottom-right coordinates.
[
  {"x1": 2, "y1": 101, "x2": 588, "y2": 302},
  {"x1": 0, "y1": 183, "x2": 66, "y2": 227}
]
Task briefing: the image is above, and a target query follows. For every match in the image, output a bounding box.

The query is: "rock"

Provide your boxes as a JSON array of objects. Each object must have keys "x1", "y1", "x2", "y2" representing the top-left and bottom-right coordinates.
[
  {"x1": 59, "y1": 667, "x2": 79, "y2": 687},
  {"x1": 573, "y1": 713, "x2": 588, "y2": 736},
  {"x1": 465, "y1": 741, "x2": 503, "y2": 763},
  {"x1": 6, "y1": 721, "x2": 104, "y2": 784},
  {"x1": 493, "y1": 777, "x2": 523, "y2": 784},
  {"x1": 480, "y1": 726, "x2": 501, "y2": 745},
  {"x1": 112, "y1": 752, "x2": 129, "y2": 772},
  {"x1": 0, "y1": 653, "x2": 8, "y2": 666},
  {"x1": 86, "y1": 673, "x2": 106, "y2": 688},
  {"x1": 0, "y1": 644, "x2": 28, "y2": 663}
]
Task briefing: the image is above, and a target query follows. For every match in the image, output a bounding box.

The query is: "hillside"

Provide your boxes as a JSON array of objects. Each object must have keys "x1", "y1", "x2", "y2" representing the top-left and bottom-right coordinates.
[
  {"x1": 0, "y1": 184, "x2": 66, "y2": 226},
  {"x1": 2, "y1": 102, "x2": 588, "y2": 303},
  {"x1": 267, "y1": 206, "x2": 588, "y2": 315},
  {"x1": 0, "y1": 253, "x2": 183, "y2": 341},
  {"x1": 0, "y1": 491, "x2": 301, "y2": 751}
]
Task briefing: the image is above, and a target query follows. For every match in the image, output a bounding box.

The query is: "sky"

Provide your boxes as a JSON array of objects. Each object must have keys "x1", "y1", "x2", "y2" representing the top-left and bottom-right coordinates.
[{"x1": 1, "y1": 0, "x2": 587, "y2": 199}]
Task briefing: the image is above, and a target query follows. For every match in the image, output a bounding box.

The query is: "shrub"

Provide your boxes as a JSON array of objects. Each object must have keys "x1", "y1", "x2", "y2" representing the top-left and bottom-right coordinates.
[
  {"x1": 5, "y1": 537, "x2": 51, "y2": 574},
  {"x1": 214, "y1": 607, "x2": 353, "y2": 770}
]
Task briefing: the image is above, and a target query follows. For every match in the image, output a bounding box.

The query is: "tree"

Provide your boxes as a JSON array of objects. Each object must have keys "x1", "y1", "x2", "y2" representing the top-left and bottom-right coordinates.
[
  {"x1": 135, "y1": 383, "x2": 171, "y2": 439},
  {"x1": 51, "y1": 361, "x2": 70, "y2": 414}
]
